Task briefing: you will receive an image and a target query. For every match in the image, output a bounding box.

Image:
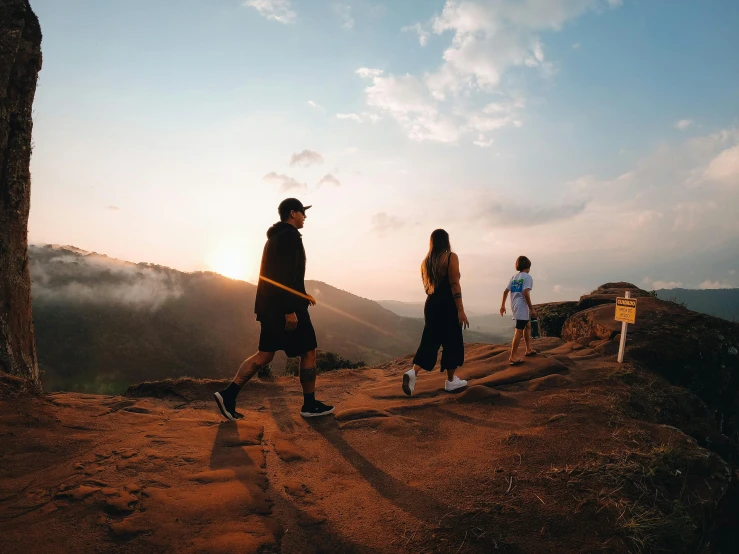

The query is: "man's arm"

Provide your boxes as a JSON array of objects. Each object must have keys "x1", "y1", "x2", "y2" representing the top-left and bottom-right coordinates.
[
  {"x1": 500, "y1": 289, "x2": 509, "y2": 316},
  {"x1": 270, "y1": 234, "x2": 305, "y2": 330},
  {"x1": 448, "y1": 253, "x2": 469, "y2": 329}
]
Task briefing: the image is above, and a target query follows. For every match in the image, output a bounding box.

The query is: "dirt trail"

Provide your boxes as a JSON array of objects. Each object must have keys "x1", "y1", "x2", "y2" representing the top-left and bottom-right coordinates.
[{"x1": 0, "y1": 338, "x2": 732, "y2": 553}]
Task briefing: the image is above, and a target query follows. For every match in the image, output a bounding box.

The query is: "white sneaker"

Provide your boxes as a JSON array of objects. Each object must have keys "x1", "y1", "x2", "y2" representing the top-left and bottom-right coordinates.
[
  {"x1": 445, "y1": 376, "x2": 468, "y2": 392},
  {"x1": 402, "y1": 369, "x2": 417, "y2": 396}
]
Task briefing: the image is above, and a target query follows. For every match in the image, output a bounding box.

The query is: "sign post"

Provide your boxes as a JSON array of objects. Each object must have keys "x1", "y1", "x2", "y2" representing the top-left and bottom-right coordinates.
[{"x1": 615, "y1": 291, "x2": 637, "y2": 363}]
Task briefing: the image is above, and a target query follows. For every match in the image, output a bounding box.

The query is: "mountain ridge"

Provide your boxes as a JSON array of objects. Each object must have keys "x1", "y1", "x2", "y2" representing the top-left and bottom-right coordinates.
[
  {"x1": 29, "y1": 244, "x2": 496, "y2": 393},
  {"x1": 655, "y1": 287, "x2": 739, "y2": 322}
]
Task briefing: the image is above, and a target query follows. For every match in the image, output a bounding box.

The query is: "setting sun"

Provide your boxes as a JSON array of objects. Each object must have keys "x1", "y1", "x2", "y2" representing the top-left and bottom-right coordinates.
[{"x1": 206, "y1": 237, "x2": 257, "y2": 282}]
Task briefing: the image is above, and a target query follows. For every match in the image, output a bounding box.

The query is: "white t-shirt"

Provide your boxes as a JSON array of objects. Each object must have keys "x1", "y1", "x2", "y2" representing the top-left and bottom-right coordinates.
[{"x1": 506, "y1": 272, "x2": 533, "y2": 321}]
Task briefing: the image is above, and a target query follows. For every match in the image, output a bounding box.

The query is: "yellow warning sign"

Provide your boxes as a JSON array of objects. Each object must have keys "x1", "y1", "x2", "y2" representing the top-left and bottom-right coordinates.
[{"x1": 615, "y1": 297, "x2": 637, "y2": 324}]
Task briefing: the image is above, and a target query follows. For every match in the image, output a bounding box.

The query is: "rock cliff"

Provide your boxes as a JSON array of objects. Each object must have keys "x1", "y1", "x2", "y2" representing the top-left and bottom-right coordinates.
[{"x1": 0, "y1": 0, "x2": 42, "y2": 392}]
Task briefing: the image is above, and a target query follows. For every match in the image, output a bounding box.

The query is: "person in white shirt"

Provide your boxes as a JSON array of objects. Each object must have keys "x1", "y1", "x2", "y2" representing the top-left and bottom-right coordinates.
[{"x1": 499, "y1": 256, "x2": 537, "y2": 365}]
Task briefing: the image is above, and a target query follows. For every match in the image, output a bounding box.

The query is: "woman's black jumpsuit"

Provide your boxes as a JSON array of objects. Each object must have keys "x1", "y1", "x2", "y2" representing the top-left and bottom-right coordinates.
[{"x1": 412, "y1": 254, "x2": 464, "y2": 372}]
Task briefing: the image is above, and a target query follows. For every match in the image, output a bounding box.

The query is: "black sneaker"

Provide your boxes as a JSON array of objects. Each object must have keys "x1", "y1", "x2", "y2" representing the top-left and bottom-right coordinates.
[
  {"x1": 214, "y1": 391, "x2": 237, "y2": 422},
  {"x1": 300, "y1": 400, "x2": 335, "y2": 418}
]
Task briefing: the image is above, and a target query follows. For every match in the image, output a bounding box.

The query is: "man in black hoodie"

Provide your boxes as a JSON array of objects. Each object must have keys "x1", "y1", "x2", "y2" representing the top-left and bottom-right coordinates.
[{"x1": 214, "y1": 198, "x2": 334, "y2": 420}]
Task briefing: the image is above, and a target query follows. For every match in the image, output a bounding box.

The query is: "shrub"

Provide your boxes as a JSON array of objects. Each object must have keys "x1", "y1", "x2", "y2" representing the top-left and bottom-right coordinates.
[{"x1": 285, "y1": 351, "x2": 366, "y2": 376}]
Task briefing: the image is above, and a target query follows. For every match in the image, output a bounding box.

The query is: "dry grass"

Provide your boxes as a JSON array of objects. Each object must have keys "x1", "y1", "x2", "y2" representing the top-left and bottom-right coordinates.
[
  {"x1": 501, "y1": 432, "x2": 521, "y2": 445},
  {"x1": 557, "y1": 443, "x2": 700, "y2": 553}
]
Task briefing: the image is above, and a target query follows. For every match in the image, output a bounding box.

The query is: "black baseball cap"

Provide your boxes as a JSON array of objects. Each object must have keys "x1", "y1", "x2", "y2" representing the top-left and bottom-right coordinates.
[{"x1": 278, "y1": 198, "x2": 311, "y2": 219}]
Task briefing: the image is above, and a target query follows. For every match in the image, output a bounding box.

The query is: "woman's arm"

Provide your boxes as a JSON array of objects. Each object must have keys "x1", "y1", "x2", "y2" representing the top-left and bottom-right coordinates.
[
  {"x1": 448, "y1": 253, "x2": 469, "y2": 329},
  {"x1": 500, "y1": 289, "x2": 509, "y2": 316}
]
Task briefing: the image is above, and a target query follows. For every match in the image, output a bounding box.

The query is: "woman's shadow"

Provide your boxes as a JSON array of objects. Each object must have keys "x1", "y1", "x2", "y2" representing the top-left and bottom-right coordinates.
[{"x1": 305, "y1": 417, "x2": 457, "y2": 525}]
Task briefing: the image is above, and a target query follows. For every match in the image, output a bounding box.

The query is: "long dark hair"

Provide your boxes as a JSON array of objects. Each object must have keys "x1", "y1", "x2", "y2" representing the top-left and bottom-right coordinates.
[{"x1": 421, "y1": 229, "x2": 452, "y2": 294}]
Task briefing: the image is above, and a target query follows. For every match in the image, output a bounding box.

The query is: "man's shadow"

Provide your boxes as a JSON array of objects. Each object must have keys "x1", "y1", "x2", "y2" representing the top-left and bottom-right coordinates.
[
  {"x1": 208, "y1": 421, "x2": 271, "y2": 514},
  {"x1": 209, "y1": 420, "x2": 377, "y2": 553}
]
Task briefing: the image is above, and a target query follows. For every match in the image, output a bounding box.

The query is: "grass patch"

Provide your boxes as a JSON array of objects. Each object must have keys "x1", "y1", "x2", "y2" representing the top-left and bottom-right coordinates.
[
  {"x1": 502, "y1": 432, "x2": 521, "y2": 445},
  {"x1": 561, "y1": 443, "x2": 703, "y2": 553}
]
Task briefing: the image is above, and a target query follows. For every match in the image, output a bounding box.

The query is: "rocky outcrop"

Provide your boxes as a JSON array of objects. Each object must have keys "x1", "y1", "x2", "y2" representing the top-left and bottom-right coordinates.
[
  {"x1": 0, "y1": 1, "x2": 42, "y2": 391},
  {"x1": 540, "y1": 283, "x2": 739, "y2": 447},
  {"x1": 537, "y1": 283, "x2": 648, "y2": 338},
  {"x1": 536, "y1": 301, "x2": 579, "y2": 337}
]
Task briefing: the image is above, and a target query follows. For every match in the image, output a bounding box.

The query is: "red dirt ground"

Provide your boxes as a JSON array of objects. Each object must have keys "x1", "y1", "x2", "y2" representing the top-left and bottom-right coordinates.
[{"x1": 0, "y1": 339, "x2": 732, "y2": 553}]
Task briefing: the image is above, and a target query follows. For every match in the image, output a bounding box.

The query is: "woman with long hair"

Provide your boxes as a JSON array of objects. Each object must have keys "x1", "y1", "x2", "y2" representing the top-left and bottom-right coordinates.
[{"x1": 402, "y1": 229, "x2": 469, "y2": 396}]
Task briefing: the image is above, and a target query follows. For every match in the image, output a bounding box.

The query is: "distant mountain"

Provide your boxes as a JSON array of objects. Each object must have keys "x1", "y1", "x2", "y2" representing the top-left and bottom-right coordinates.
[
  {"x1": 655, "y1": 288, "x2": 739, "y2": 322},
  {"x1": 379, "y1": 300, "x2": 514, "y2": 339},
  {"x1": 466, "y1": 314, "x2": 515, "y2": 337},
  {"x1": 377, "y1": 300, "x2": 425, "y2": 318},
  {"x1": 29, "y1": 245, "x2": 497, "y2": 393}
]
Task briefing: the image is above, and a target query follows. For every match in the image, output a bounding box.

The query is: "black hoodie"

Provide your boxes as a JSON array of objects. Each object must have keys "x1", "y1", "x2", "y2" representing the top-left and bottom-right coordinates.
[{"x1": 254, "y1": 222, "x2": 309, "y2": 317}]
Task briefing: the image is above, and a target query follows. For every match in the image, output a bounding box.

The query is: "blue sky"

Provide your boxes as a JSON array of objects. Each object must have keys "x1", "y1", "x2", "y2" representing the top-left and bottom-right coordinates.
[{"x1": 29, "y1": 0, "x2": 739, "y2": 310}]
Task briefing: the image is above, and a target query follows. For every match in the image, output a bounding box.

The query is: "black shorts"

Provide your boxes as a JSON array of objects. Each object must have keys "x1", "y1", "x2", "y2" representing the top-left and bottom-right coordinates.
[
  {"x1": 515, "y1": 319, "x2": 530, "y2": 330},
  {"x1": 257, "y1": 310, "x2": 317, "y2": 357}
]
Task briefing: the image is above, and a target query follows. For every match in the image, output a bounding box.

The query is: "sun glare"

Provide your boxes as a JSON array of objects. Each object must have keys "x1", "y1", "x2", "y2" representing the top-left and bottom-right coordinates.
[{"x1": 206, "y1": 238, "x2": 256, "y2": 282}]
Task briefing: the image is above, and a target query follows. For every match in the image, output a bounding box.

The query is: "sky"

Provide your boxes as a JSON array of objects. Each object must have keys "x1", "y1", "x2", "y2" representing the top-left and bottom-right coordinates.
[{"x1": 28, "y1": 0, "x2": 739, "y2": 312}]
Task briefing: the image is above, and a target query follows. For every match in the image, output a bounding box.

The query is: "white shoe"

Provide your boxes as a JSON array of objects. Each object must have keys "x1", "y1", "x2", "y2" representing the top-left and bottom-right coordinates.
[
  {"x1": 445, "y1": 376, "x2": 468, "y2": 392},
  {"x1": 402, "y1": 369, "x2": 417, "y2": 396}
]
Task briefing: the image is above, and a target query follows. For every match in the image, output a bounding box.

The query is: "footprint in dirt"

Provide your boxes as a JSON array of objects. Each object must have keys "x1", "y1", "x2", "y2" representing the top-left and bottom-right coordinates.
[{"x1": 280, "y1": 479, "x2": 327, "y2": 527}]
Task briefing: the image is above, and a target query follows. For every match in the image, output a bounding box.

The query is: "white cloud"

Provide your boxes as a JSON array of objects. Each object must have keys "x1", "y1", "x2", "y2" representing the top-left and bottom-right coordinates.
[
  {"x1": 336, "y1": 4, "x2": 354, "y2": 29},
  {"x1": 633, "y1": 210, "x2": 663, "y2": 228},
  {"x1": 704, "y1": 144, "x2": 739, "y2": 185},
  {"x1": 105, "y1": 205, "x2": 120, "y2": 211},
  {"x1": 262, "y1": 172, "x2": 307, "y2": 192},
  {"x1": 730, "y1": 270, "x2": 737, "y2": 276},
  {"x1": 465, "y1": 97, "x2": 525, "y2": 133},
  {"x1": 699, "y1": 280, "x2": 733, "y2": 290},
  {"x1": 673, "y1": 201, "x2": 718, "y2": 231},
  {"x1": 362, "y1": 112, "x2": 381, "y2": 124},
  {"x1": 356, "y1": 67, "x2": 384, "y2": 79},
  {"x1": 365, "y1": 73, "x2": 431, "y2": 113},
  {"x1": 29, "y1": 245, "x2": 183, "y2": 310},
  {"x1": 307, "y1": 100, "x2": 325, "y2": 111},
  {"x1": 423, "y1": 0, "x2": 620, "y2": 96},
  {"x1": 244, "y1": 0, "x2": 296, "y2": 24},
  {"x1": 318, "y1": 174, "x2": 341, "y2": 187},
  {"x1": 336, "y1": 112, "x2": 381, "y2": 124},
  {"x1": 358, "y1": 71, "x2": 461, "y2": 143},
  {"x1": 475, "y1": 197, "x2": 587, "y2": 228},
  {"x1": 553, "y1": 284, "x2": 563, "y2": 294},
  {"x1": 572, "y1": 42, "x2": 581, "y2": 49},
  {"x1": 354, "y1": 1, "x2": 620, "y2": 146},
  {"x1": 651, "y1": 280, "x2": 683, "y2": 290},
  {"x1": 473, "y1": 134, "x2": 494, "y2": 148},
  {"x1": 337, "y1": 113, "x2": 364, "y2": 123},
  {"x1": 371, "y1": 212, "x2": 405, "y2": 236},
  {"x1": 675, "y1": 119, "x2": 693, "y2": 130},
  {"x1": 289, "y1": 149, "x2": 324, "y2": 167},
  {"x1": 402, "y1": 23, "x2": 430, "y2": 46}
]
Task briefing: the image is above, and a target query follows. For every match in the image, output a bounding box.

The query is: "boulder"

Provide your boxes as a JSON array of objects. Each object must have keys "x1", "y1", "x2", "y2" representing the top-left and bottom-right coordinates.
[{"x1": 535, "y1": 301, "x2": 579, "y2": 338}]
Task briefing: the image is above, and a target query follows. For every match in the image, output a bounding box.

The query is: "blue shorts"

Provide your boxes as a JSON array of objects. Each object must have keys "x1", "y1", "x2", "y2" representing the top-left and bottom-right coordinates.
[{"x1": 515, "y1": 319, "x2": 530, "y2": 330}]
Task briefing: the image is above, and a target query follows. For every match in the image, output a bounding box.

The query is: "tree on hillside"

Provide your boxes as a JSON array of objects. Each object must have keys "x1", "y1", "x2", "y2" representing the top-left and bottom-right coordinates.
[{"x1": 0, "y1": 0, "x2": 43, "y2": 391}]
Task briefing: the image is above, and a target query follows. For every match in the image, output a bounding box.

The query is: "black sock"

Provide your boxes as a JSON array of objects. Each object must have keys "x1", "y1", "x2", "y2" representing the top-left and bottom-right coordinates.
[
  {"x1": 225, "y1": 381, "x2": 241, "y2": 398},
  {"x1": 303, "y1": 392, "x2": 315, "y2": 406}
]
